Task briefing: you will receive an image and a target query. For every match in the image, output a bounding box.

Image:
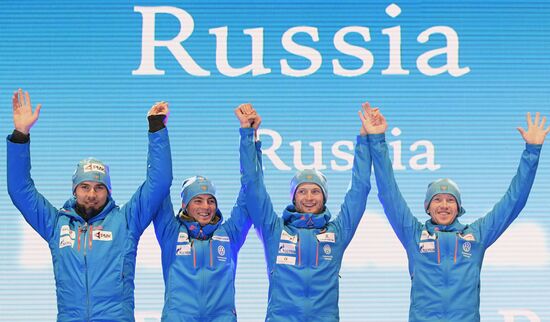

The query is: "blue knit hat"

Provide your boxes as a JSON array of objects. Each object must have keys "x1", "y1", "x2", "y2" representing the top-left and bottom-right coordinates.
[
  {"x1": 424, "y1": 178, "x2": 465, "y2": 216},
  {"x1": 181, "y1": 176, "x2": 217, "y2": 206},
  {"x1": 290, "y1": 169, "x2": 328, "y2": 203},
  {"x1": 72, "y1": 158, "x2": 112, "y2": 193}
]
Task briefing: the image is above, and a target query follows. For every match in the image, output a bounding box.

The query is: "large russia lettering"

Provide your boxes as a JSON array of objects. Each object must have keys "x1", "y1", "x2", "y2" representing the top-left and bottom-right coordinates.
[{"x1": 133, "y1": 4, "x2": 470, "y2": 77}]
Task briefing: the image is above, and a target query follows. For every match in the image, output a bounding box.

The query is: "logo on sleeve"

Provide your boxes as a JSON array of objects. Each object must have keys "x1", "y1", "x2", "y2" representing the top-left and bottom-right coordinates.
[
  {"x1": 93, "y1": 231, "x2": 113, "y2": 241},
  {"x1": 419, "y1": 241, "x2": 435, "y2": 253}
]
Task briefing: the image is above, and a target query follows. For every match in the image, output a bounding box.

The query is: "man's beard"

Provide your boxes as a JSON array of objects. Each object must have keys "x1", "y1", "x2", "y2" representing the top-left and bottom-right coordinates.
[{"x1": 75, "y1": 202, "x2": 106, "y2": 221}]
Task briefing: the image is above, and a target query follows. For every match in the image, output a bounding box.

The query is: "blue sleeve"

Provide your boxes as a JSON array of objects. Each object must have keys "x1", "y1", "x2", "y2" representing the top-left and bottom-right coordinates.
[
  {"x1": 223, "y1": 185, "x2": 253, "y2": 251},
  {"x1": 369, "y1": 133, "x2": 421, "y2": 248},
  {"x1": 239, "y1": 127, "x2": 281, "y2": 244},
  {"x1": 333, "y1": 135, "x2": 372, "y2": 246},
  {"x1": 6, "y1": 137, "x2": 57, "y2": 242},
  {"x1": 153, "y1": 195, "x2": 178, "y2": 245},
  {"x1": 153, "y1": 196, "x2": 177, "y2": 283},
  {"x1": 471, "y1": 144, "x2": 542, "y2": 248},
  {"x1": 123, "y1": 128, "x2": 173, "y2": 236}
]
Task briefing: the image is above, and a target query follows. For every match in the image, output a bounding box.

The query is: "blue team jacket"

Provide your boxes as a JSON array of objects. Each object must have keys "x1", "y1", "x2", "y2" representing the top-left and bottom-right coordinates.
[
  {"x1": 6, "y1": 128, "x2": 172, "y2": 322},
  {"x1": 239, "y1": 127, "x2": 372, "y2": 322},
  {"x1": 153, "y1": 143, "x2": 258, "y2": 322},
  {"x1": 368, "y1": 133, "x2": 541, "y2": 322}
]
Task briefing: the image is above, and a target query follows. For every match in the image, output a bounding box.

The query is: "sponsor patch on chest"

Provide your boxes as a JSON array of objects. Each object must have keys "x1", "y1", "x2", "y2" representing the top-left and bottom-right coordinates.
[
  {"x1": 176, "y1": 244, "x2": 192, "y2": 256},
  {"x1": 420, "y1": 230, "x2": 437, "y2": 240},
  {"x1": 177, "y1": 232, "x2": 189, "y2": 243},
  {"x1": 212, "y1": 235, "x2": 230, "y2": 242},
  {"x1": 60, "y1": 225, "x2": 71, "y2": 236},
  {"x1": 92, "y1": 230, "x2": 113, "y2": 241},
  {"x1": 276, "y1": 255, "x2": 296, "y2": 265},
  {"x1": 419, "y1": 241, "x2": 435, "y2": 253},
  {"x1": 280, "y1": 230, "x2": 297, "y2": 243},
  {"x1": 459, "y1": 233, "x2": 476, "y2": 241},
  {"x1": 278, "y1": 242, "x2": 296, "y2": 255},
  {"x1": 59, "y1": 235, "x2": 74, "y2": 248},
  {"x1": 316, "y1": 232, "x2": 336, "y2": 243}
]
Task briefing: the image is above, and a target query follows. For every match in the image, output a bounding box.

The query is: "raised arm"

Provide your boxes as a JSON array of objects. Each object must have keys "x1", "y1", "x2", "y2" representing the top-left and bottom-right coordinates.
[
  {"x1": 7, "y1": 89, "x2": 57, "y2": 241},
  {"x1": 332, "y1": 107, "x2": 373, "y2": 246},
  {"x1": 125, "y1": 101, "x2": 173, "y2": 235},
  {"x1": 236, "y1": 104, "x2": 280, "y2": 243},
  {"x1": 361, "y1": 103, "x2": 420, "y2": 247},
  {"x1": 473, "y1": 112, "x2": 547, "y2": 247}
]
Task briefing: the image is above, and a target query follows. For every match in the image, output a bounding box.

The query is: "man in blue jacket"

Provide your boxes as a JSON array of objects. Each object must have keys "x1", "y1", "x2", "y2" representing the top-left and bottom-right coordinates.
[
  {"x1": 236, "y1": 103, "x2": 373, "y2": 322},
  {"x1": 152, "y1": 109, "x2": 259, "y2": 321},
  {"x1": 7, "y1": 89, "x2": 172, "y2": 322},
  {"x1": 359, "y1": 103, "x2": 548, "y2": 322}
]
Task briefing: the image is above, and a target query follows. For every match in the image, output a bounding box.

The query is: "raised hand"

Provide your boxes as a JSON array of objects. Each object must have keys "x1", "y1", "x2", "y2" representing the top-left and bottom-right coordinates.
[
  {"x1": 234, "y1": 103, "x2": 261, "y2": 129},
  {"x1": 148, "y1": 101, "x2": 169, "y2": 125},
  {"x1": 358, "y1": 101, "x2": 387, "y2": 135},
  {"x1": 517, "y1": 112, "x2": 550, "y2": 145},
  {"x1": 12, "y1": 89, "x2": 41, "y2": 135}
]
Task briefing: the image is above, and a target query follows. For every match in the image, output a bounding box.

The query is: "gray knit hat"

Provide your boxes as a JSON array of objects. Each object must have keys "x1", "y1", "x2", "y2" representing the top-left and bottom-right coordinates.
[
  {"x1": 72, "y1": 158, "x2": 112, "y2": 193},
  {"x1": 290, "y1": 169, "x2": 328, "y2": 203},
  {"x1": 424, "y1": 178, "x2": 465, "y2": 216}
]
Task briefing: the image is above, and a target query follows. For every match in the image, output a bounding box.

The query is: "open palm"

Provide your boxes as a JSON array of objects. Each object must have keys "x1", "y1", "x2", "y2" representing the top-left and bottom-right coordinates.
[
  {"x1": 517, "y1": 112, "x2": 550, "y2": 145},
  {"x1": 12, "y1": 89, "x2": 41, "y2": 135}
]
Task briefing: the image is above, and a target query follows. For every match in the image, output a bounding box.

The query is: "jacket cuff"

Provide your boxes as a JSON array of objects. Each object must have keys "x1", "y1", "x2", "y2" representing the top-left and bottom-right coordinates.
[
  {"x1": 148, "y1": 115, "x2": 166, "y2": 133},
  {"x1": 9, "y1": 129, "x2": 30, "y2": 143},
  {"x1": 356, "y1": 135, "x2": 368, "y2": 145},
  {"x1": 367, "y1": 133, "x2": 386, "y2": 143},
  {"x1": 525, "y1": 143, "x2": 542, "y2": 153}
]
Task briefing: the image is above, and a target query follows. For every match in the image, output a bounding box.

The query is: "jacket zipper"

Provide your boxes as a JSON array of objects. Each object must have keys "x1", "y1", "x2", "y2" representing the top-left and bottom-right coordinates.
[{"x1": 80, "y1": 222, "x2": 91, "y2": 321}]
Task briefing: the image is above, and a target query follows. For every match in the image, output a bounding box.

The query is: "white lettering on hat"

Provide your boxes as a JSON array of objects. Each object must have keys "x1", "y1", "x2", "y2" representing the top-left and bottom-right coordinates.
[{"x1": 83, "y1": 163, "x2": 106, "y2": 174}]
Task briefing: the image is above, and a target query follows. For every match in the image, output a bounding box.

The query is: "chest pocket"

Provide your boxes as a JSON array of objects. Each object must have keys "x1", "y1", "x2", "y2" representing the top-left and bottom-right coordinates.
[
  {"x1": 316, "y1": 231, "x2": 337, "y2": 265},
  {"x1": 211, "y1": 235, "x2": 232, "y2": 267},
  {"x1": 456, "y1": 233, "x2": 480, "y2": 262}
]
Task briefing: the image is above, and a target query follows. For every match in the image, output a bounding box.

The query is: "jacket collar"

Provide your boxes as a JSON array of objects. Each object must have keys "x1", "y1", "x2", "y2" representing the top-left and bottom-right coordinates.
[
  {"x1": 425, "y1": 218, "x2": 467, "y2": 234},
  {"x1": 177, "y1": 208, "x2": 223, "y2": 240},
  {"x1": 282, "y1": 205, "x2": 331, "y2": 229},
  {"x1": 60, "y1": 196, "x2": 117, "y2": 224}
]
